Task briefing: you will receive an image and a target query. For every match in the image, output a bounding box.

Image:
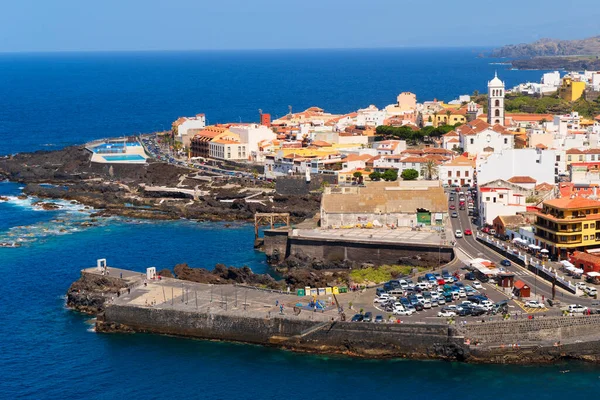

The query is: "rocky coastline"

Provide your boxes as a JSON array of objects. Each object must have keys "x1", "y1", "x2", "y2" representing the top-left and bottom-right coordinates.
[{"x1": 0, "y1": 145, "x2": 321, "y2": 223}]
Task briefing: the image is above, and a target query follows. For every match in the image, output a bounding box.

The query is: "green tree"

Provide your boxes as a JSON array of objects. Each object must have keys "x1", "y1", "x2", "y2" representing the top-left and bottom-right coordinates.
[
  {"x1": 369, "y1": 171, "x2": 382, "y2": 181},
  {"x1": 401, "y1": 168, "x2": 419, "y2": 180},
  {"x1": 353, "y1": 171, "x2": 363, "y2": 184},
  {"x1": 445, "y1": 110, "x2": 452, "y2": 125},
  {"x1": 382, "y1": 169, "x2": 398, "y2": 181}
]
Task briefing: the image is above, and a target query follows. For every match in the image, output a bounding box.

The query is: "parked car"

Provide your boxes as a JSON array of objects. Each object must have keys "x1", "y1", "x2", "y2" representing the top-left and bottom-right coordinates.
[
  {"x1": 394, "y1": 308, "x2": 414, "y2": 316},
  {"x1": 500, "y1": 259, "x2": 511, "y2": 267},
  {"x1": 363, "y1": 312, "x2": 373, "y2": 322},
  {"x1": 472, "y1": 281, "x2": 483, "y2": 289},
  {"x1": 585, "y1": 287, "x2": 598, "y2": 297},
  {"x1": 375, "y1": 315, "x2": 384, "y2": 323},
  {"x1": 449, "y1": 204, "x2": 456, "y2": 210},
  {"x1": 451, "y1": 212, "x2": 458, "y2": 218},
  {"x1": 525, "y1": 300, "x2": 546, "y2": 309},
  {"x1": 438, "y1": 310, "x2": 456, "y2": 317},
  {"x1": 455, "y1": 230, "x2": 463, "y2": 238},
  {"x1": 567, "y1": 304, "x2": 588, "y2": 314},
  {"x1": 351, "y1": 314, "x2": 364, "y2": 322}
]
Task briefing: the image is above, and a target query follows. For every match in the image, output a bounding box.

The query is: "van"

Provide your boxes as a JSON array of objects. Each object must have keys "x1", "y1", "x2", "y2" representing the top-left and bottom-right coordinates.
[
  {"x1": 388, "y1": 288, "x2": 404, "y2": 296},
  {"x1": 586, "y1": 287, "x2": 598, "y2": 297}
]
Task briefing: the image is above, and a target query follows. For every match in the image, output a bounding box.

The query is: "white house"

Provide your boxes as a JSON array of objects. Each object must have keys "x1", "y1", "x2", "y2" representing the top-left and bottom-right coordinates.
[
  {"x1": 477, "y1": 148, "x2": 557, "y2": 187},
  {"x1": 356, "y1": 105, "x2": 387, "y2": 127},
  {"x1": 478, "y1": 187, "x2": 527, "y2": 225},
  {"x1": 173, "y1": 114, "x2": 206, "y2": 146},
  {"x1": 209, "y1": 139, "x2": 247, "y2": 161},
  {"x1": 229, "y1": 124, "x2": 277, "y2": 155},
  {"x1": 438, "y1": 155, "x2": 475, "y2": 187},
  {"x1": 374, "y1": 140, "x2": 406, "y2": 155}
]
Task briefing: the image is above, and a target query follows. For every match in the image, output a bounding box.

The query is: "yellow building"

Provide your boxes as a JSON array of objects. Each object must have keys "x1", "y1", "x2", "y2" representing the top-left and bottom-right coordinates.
[
  {"x1": 559, "y1": 78, "x2": 586, "y2": 102},
  {"x1": 535, "y1": 197, "x2": 600, "y2": 259}
]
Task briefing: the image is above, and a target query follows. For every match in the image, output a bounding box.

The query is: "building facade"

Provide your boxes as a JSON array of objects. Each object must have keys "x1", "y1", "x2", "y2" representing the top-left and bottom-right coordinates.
[{"x1": 488, "y1": 73, "x2": 505, "y2": 125}]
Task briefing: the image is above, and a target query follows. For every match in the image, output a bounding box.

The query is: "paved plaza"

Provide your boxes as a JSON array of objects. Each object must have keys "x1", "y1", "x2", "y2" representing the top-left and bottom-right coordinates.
[{"x1": 295, "y1": 227, "x2": 451, "y2": 246}]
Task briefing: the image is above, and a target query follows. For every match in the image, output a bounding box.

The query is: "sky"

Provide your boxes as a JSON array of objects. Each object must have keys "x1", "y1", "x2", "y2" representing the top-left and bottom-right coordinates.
[{"x1": 1, "y1": 0, "x2": 599, "y2": 52}]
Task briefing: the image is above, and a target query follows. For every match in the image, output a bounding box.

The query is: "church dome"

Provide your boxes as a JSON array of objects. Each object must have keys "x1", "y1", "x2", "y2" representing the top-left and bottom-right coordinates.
[{"x1": 488, "y1": 72, "x2": 504, "y2": 87}]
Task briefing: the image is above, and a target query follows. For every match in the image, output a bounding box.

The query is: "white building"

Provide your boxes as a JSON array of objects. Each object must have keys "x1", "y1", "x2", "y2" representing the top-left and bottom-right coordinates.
[
  {"x1": 551, "y1": 112, "x2": 581, "y2": 137},
  {"x1": 438, "y1": 155, "x2": 475, "y2": 187},
  {"x1": 457, "y1": 119, "x2": 514, "y2": 155},
  {"x1": 229, "y1": 124, "x2": 277, "y2": 155},
  {"x1": 542, "y1": 71, "x2": 561, "y2": 87},
  {"x1": 374, "y1": 140, "x2": 407, "y2": 155},
  {"x1": 478, "y1": 187, "x2": 527, "y2": 225},
  {"x1": 488, "y1": 73, "x2": 505, "y2": 125},
  {"x1": 173, "y1": 114, "x2": 206, "y2": 145},
  {"x1": 209, "y1": 139, "x2": 247, "y2": 161},
  {"x1": 477, "y1": 148, "x2": 557, "y2": 186},
  {"x1": 356, "y1": 105, "x2": 387, "y2": 127}
]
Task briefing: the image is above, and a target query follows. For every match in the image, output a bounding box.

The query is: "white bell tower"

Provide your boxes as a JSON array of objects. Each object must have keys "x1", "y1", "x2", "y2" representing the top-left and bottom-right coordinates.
[{"x1": 487, "y1": 72, "x2": 505, "y2": 125}]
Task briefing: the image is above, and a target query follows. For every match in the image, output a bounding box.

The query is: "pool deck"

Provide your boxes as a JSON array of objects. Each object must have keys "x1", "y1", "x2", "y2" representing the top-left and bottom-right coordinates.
[{"x1": 87, "y1": 139, "x2": 149, "y2": 164}]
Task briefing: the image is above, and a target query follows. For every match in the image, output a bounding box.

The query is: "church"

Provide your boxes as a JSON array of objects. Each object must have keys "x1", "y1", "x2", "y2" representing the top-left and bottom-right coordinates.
[{"x1": 442, "y1": 73, "x2": 515, "y2": 155}]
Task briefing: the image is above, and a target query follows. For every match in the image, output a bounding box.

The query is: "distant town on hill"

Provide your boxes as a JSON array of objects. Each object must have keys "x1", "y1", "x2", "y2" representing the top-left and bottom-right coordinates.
[{"x1": 491, "y1": 35, "x2": 600, "y2": 70}]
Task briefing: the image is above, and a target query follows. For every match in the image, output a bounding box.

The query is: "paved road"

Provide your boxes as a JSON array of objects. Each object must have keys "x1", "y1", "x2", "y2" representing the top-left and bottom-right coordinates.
[{"x1": 446, "y1": 189, "x2": 590, "y2": 306}]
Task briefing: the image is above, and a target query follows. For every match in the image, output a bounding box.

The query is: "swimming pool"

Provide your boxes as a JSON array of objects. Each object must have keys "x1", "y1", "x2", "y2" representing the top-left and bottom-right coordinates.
[{"x1": 102, "y1": 154, "x2": 146, "y2": 162}]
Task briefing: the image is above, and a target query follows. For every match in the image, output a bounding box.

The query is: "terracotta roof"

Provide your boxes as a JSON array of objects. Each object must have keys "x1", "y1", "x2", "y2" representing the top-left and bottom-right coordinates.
[
  {"x1": 544, "y1": 197, "x2": 600, "y2": 209},
  {"x1": 535, "y1": 143, "x2": 548, "y2": 149},
  {"x1": 535, "y1": 183, "x2": 554, "y2": 191},
  {"x1": 514, "y1": 280, "x2": 528, "y2": 290},
  {"x1": 566, "y1": 148, "x2": 585, "y2": 154},
  {"x1": 572, "y1": 251, "x2": 600, "y2": 265},
  {"x1": 447, "y1": 138, "x2": 460, "y2": 143},
  {"x1": 343, "y1": 154, "x2": 373, "y2": 162},
  {"x1": 508, "y1": 176, "x2": 536, "y2": 184},
  {"x1": 444, "y1": 155, "x2": 475, "y2": 167},
  {"x1": 496, "y1": 214, "x2": 527, "y2": 228},
  {"x1": 311, "y1": 140, "x2": 332, "y2": 147},
  {"x1": 443, "y1": 130, "x2": 459, "y2": 137}
]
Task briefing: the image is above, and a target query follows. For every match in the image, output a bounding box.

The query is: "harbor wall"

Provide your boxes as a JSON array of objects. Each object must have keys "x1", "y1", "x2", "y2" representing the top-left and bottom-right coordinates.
[
  {"x1": 101, "y1": 305, "x2": 465, "y2": 359},
  {"x1": 263, "y1": 230, "x2": 454, "y2": 267}
]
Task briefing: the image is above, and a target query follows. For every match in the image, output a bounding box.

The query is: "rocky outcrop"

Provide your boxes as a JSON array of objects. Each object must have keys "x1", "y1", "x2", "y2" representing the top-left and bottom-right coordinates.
[
  {"x1": 66, "y1": 272, "x2": 127, "y2": 314},
  {"x1": 173, "y1": 263, "x2": 280, "y2": 288}
]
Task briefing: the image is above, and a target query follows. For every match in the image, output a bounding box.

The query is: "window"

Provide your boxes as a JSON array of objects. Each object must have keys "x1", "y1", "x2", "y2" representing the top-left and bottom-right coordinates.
[
  {"x1": 504, "y1": 138, "x2": 508, "y2": 144},
  {"x1": 457, "y1": 171, "x2": 461, "y2": 177},
  {"x1": 495, "y1": 109, "x2": 500, "y2": 117},
  {"x1": 594, "y1": 209, "x2": 598, "y2": 214},
  {"x1": 585, "y1": 224, "x2": 589, "y2": 229},
  {"x1": 486, "y1": 197, "x2": 490, "y2": 201},
  {"x1": 586, "y1": 209, "x2": 591, "y2": 214},
  {"x1": 579, "y1": 155, "x2": 584, "y2": 161},
  {"x1": 465, "y1": 171, "x2": 469, "y2": 177},
  {"x1": 556, "y1": 155, "x2": 561, "y2": 161},
  {"x1": 593, "y1": 155, "x2": 596, "y2": 161},
  {"x1": 470, "y1": 139, "x2": 474, "y2": 145},
  {"x1": 584, "y1": 235, "x2": 589, "y2": 241},
  {"x1": 568, "y1": 155, "x2": 572, "y2": 161},
  {"x1": 495, "y1": 100, "x2": 500, "y2": 107},
  {"x1": 499, "y1": 194, "x2": 504, "y2": 199},
  {"x1": 448, "y1": 171, "x2": 452, "y2": 177}
]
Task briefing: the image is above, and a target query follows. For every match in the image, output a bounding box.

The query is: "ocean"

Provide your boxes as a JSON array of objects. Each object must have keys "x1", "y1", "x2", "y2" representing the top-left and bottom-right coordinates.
[{"x1": 1, "y1": 49, "x2": 598, "y2": 399}]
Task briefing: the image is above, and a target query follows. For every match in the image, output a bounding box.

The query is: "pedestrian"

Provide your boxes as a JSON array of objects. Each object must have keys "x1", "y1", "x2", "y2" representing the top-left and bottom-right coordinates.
[
  {"x1": 120, "y1": 272, "x2": 123, "y2": 279},
  {"x1": 276, "y1": 299, "x2": 279, "y2": 307},
  {"x1": 144, "y1": 279, "x2": 147, "y2": 287}
]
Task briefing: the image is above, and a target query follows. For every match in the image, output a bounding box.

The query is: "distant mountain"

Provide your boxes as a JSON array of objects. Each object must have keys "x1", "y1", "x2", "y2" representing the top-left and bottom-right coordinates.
[{"x1": 491, "y1": 36, "x2": 600, "y2": 58}]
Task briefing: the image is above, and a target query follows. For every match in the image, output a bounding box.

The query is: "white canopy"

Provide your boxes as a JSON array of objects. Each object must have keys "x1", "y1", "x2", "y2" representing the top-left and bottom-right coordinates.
[
  {"x1": 561, "y1": 260, "x2": 575, "y2": 268},
  {"x1": 575, "y1": 268, "x2": 584, "y2": 274},
  {"x1": 529, "y1": 244, "x2": 541, "y2": 250},
  {"x1": 586, "y1": 271, "x2": 600, "y2": 277},
  {"x1": 540, "y1": 249, "x2": 549, "y2": 253}
]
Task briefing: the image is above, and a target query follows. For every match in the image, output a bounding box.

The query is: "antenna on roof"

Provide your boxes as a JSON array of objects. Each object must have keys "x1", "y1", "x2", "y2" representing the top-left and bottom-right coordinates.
[
  {"x1": 288, "y1": 105, "x2": 292, "y2": 115},
  {"x1": 258, "y1": 109, "x2": 263, "y2": 116}
]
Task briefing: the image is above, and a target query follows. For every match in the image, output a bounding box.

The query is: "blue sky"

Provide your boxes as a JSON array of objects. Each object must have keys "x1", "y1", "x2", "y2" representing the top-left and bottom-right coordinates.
[{"x1": 1, "y1": 0, "x2": 599, "y2": 52}]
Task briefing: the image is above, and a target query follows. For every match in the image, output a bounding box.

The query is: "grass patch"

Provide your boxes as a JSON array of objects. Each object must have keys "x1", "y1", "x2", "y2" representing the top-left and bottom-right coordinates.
[{"x1": 350, "y1": 265, "x2": 430, "y2": 284}]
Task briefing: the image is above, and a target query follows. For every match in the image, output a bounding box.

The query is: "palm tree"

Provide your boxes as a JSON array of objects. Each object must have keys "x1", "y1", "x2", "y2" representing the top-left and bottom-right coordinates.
[
  {"x1": 445, "y1": 110, "x2": 452, "y2": 125},
  {"x1": 423, "y1": 160, "x2": 438, "y2": 180}
]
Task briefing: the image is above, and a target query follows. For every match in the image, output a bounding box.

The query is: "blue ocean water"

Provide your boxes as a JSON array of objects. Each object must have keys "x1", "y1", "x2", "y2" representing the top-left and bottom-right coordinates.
[{"x1": 1, "y1": 49, "x2": 598, "y2": 399}]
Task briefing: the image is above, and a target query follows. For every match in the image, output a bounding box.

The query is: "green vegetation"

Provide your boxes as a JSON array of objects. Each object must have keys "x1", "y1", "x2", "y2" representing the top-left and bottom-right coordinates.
[
  {"x1": 375, "y1": 124, "x2": 461, "y2": 143},
  {"x1": 473, "y1": 92, "x2": 600, "y2": 118},
  {"x1": 401, "y1": 168, "x2": 419, "y2": 180},
  {"x1": 369, "y1": 170, "x2": 398, "y2": 181},
  {"x1": 350, "y1": 265, "x2": 429, "y2": 284}
]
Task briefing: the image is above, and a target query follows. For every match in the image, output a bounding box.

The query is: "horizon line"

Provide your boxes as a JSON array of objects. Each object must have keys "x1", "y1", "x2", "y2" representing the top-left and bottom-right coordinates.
[{"x1": 0, "y1": 44, "x2": 498, "y2": 55}]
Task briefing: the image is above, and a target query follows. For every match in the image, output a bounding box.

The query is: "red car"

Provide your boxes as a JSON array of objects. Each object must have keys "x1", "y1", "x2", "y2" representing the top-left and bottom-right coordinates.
[
  {"x1": 449, "y1": 205, "x2": 456, "y2": 210},
  {"x1": 464, "y1": 229, "x2": 473, "y2": 236},
  {"x1": 482, "y1": 227, "x2": 490, "y2": 233}
]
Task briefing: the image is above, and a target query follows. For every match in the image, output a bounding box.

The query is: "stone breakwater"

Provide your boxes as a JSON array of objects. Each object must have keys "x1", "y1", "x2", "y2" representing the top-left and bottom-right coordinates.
[{"x1": 69, "y1": 269, "x2": 600, "y2": 364}]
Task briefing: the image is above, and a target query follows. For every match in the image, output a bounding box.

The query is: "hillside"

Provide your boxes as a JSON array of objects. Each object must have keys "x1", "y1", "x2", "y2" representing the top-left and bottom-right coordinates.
[{"x1": 491, "y1": 36, "x2": 600, "y2": 58}]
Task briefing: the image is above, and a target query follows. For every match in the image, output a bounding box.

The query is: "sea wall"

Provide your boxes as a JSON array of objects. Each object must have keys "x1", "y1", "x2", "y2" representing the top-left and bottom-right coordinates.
[
  {"x1": 264, "y1": 230, "x2": 454, "y2": 267},
  {"x1": 463, "y1": 314, "x2": 600, "y2": 344},
  {"x1": 100, "y1": 305, "x2": 465, "y2": 359},
  {"x1": 275, "y1": 175, "x2": 337, "y2": 196}
]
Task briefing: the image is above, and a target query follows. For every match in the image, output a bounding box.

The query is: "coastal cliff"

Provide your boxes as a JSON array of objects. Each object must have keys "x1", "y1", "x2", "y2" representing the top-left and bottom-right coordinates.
[{"x1": 491, "y1": 36, "x2": 600, "y2": 58}]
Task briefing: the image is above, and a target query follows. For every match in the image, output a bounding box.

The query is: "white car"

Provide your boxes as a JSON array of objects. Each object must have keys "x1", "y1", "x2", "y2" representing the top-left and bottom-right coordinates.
[
  {"x1": 525, "y1": 300, "x2": 546, "y2": 309},
  {"x1": 422, "y1": 300, "x2": 432, "y2": 309},
  {"x1": 480, "y1": 300, "x2": 494, "y2": 310},
  {"x1": 394, "y1": 308, "x2": 414, "y2": 316},
  {"x1": 458, "y1": 289, "x2": 466, "y2": 298},
  {"x1": 576, "y1": 282, "x2": 587, "y2": 290},
  {"x1": 472, "y1": 281, "x2": 483, "y2": 290},
  {"x1": 455, "y1": 230, "x2": 463, "y2": 238},
  {"x1": 585, "y1": 287, "x2": 598, "y2": 297},
  {"x1": 438, "y1": 310, "x2": 456, "y2": 317},
  {"x1": 568, "y1": 304, "x2": 588, "y2": 314},
  {"x1": 437, "y1": 297, "x2": 446, "y2": 305}
]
